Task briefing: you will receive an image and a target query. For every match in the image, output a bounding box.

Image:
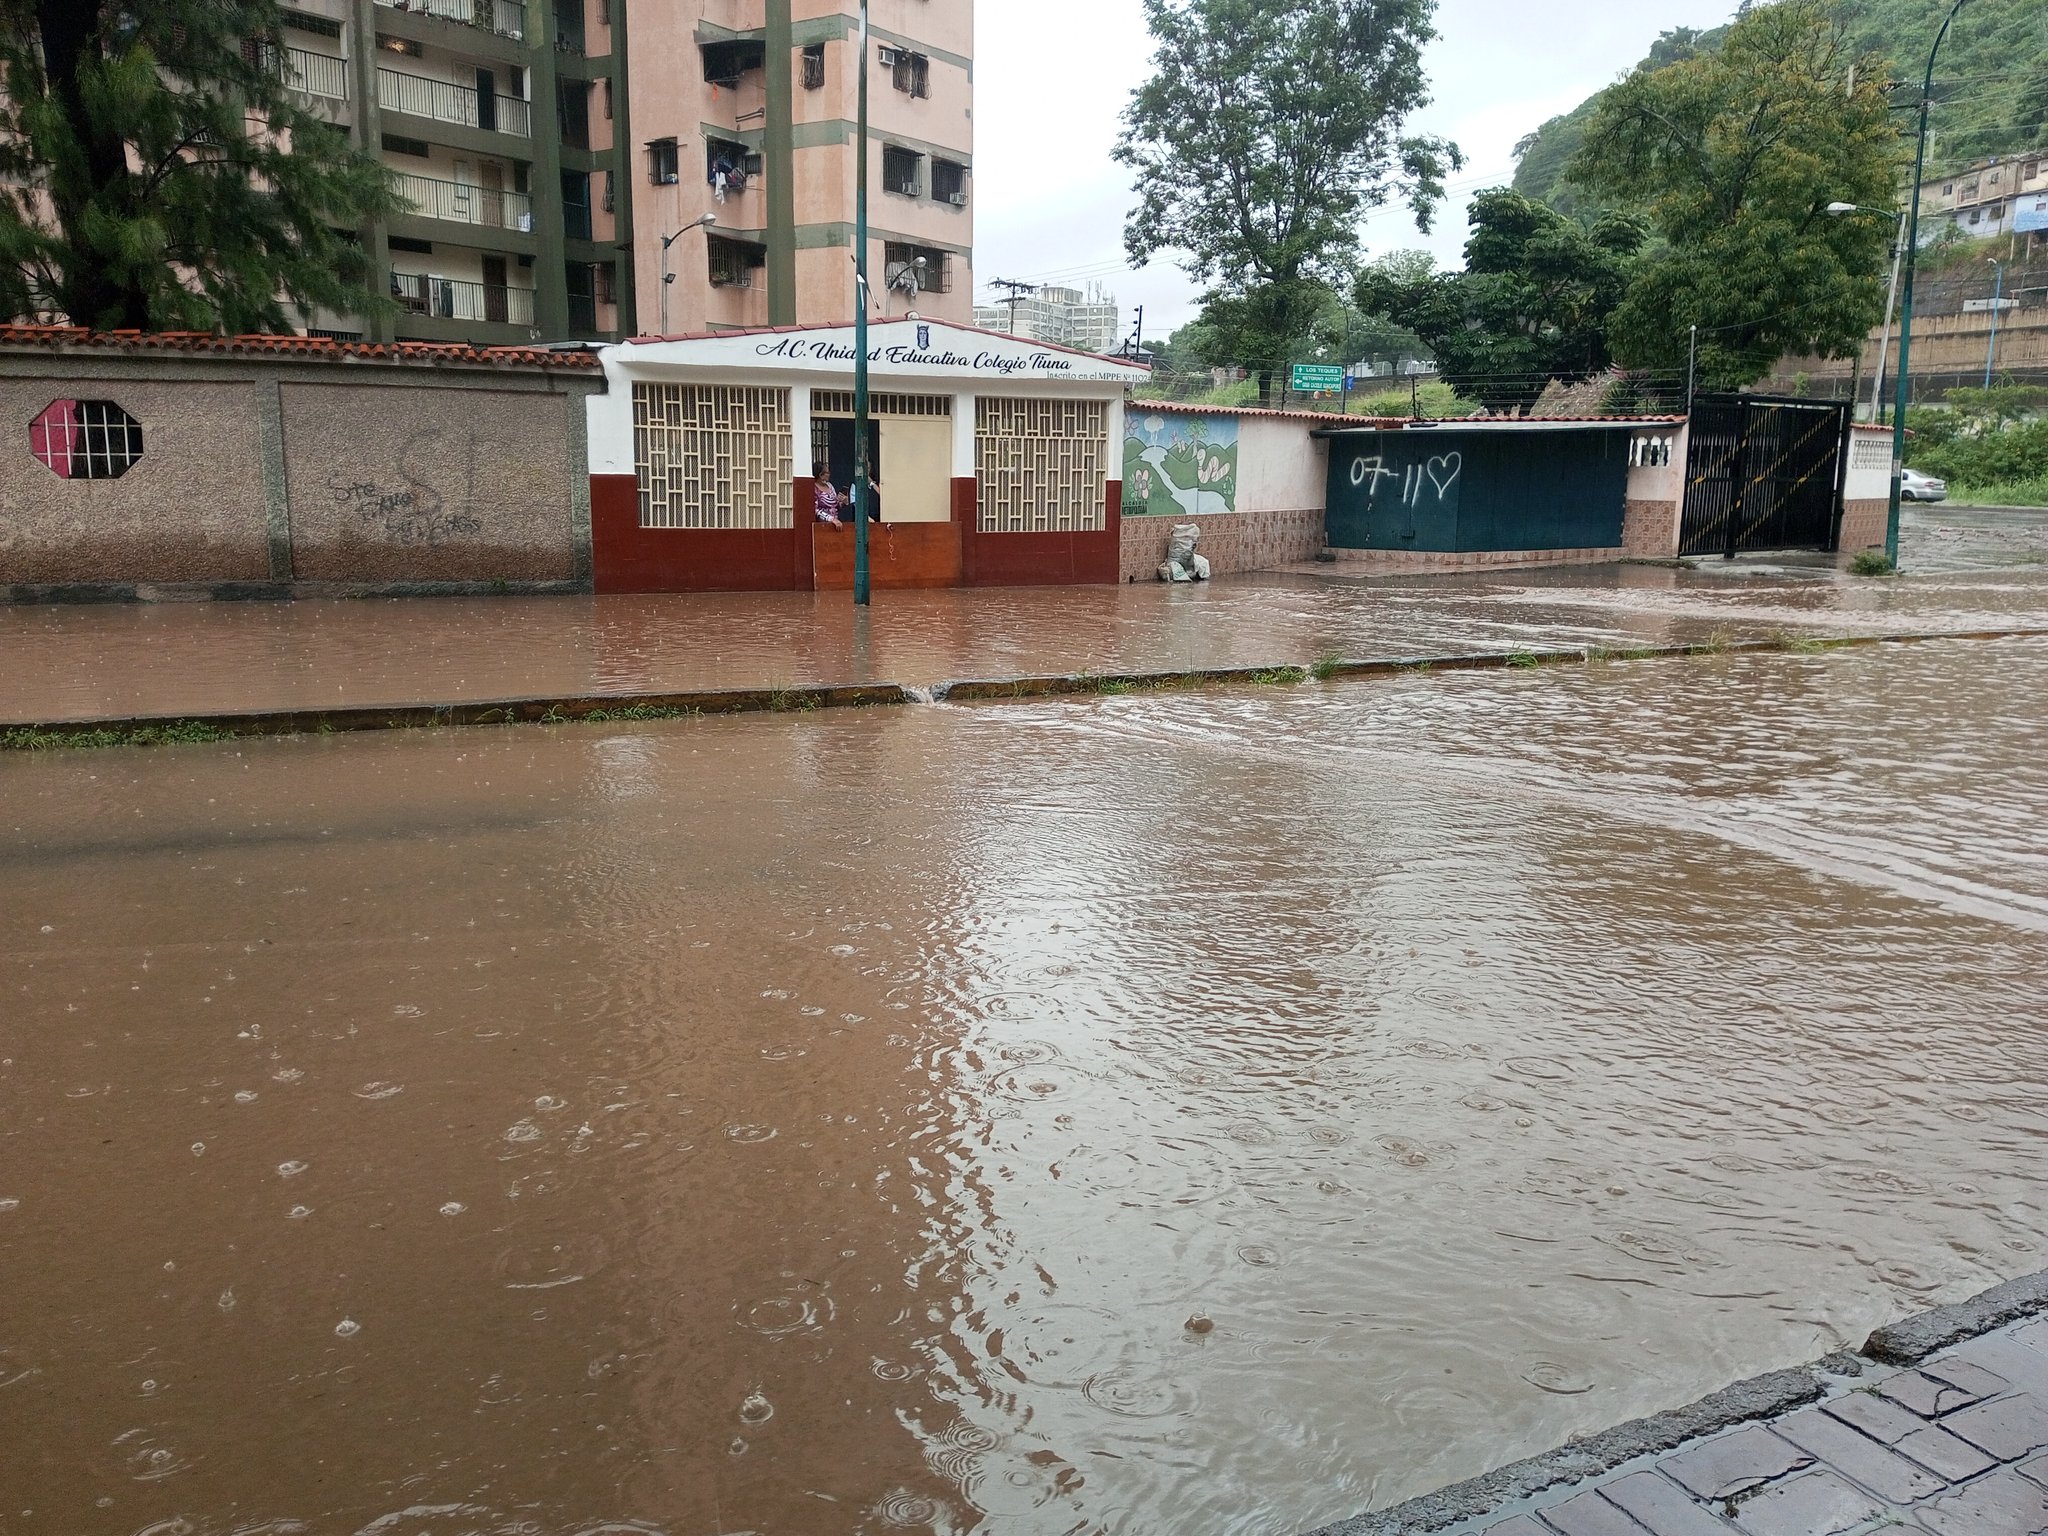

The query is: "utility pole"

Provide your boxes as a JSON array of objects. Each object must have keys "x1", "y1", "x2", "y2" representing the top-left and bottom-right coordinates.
[
  {"x1": 1686, "y1": 324, "x2": 1698, "y2": 416},
  {"x1": 852, "y1": 0, "x2": 872, "y2": 607},
  {"x1": 1984, "y1": 256, "x2": 2005, "y2": 388},
  {"x1": 1889, "y1": 0, "x2": 1972, "y2": 573},
  {"x1": 989, "y1": 278, "x2": 1036, "y2": 336}
]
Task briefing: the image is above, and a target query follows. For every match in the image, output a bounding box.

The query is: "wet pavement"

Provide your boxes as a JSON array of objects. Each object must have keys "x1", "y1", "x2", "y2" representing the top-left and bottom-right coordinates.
[
  {"x1": 1452, "y1": 1310, "x2": 2048, "y2": 1536},
  {"x1": 4, "y1": 632, "x2": 2047, "y2": 1536},
  {"x1": 5, "y1": 509, "x2": 2048, "y2": 726}
]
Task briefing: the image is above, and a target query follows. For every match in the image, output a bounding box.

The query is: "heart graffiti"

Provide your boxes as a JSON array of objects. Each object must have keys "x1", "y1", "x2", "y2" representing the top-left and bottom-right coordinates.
[{"x1": 1426, "y1": 453, "x2": 1463, "y2": 500}]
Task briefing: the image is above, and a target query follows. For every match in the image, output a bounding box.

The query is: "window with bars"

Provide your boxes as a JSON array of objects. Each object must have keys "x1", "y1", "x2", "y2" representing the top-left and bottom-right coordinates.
[
  {"x1": 648, "y1": 137, "x2": 678, "y2": 185},
  {"x1": 932, "y1": 158, "x2": 967, "y2": 206},
  {"x1": 802, "y1": 43, "x2": 825, "y2": 89},
  {"x1": 30, "y1": 399, "x2": 144, "y2": 480},
  {"x1": 634, "y1": 384, "x2": 793, "y2": 530},
  {"x1": 883, "y1": 241, "x2": 950, "y2": 295},
  {"x1": 975, "y1": 399, "x2": 1107, "y2": 534},
  {"x1": 882, "y1": 145, "x2": 922, "y2": 198},
  {"x1": 882, "y1": 46, "x2": 929, "y2": 98},
  {"x1": 708, "y1": 235, "x2": 766, "y2": 288}
]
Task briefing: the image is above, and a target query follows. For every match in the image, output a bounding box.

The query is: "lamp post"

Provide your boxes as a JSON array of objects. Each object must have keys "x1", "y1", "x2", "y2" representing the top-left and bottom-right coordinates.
[
  {"x1": 1826, "y1": 202, "x2": 1908, "y2": 424},
  {"x1": 657, "y1": 213, "x2": 718, "y2": 336},
  {"x1": 852, "y1": 0, "x2": 872, "y2": 606},
  {"x1": 1984, "y1": 256, "x2": 2006, "y2": 387},
  {"x1": 1887, "y1": 0, "x2": 1972, "y2": 572}
]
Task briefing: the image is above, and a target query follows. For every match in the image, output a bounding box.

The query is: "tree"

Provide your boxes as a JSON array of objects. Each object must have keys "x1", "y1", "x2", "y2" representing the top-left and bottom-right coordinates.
[
  {"x1": 0, "y1": 0, "x2": 398, "y2": 333},
  {"x1": 1354, "y1": 189, "x2": 1647, "y2": 413},
  {"x1": 1114, "y1": 0, "x2": 1460, "y2": 404},
  {"x1": 1564, "y1": 0, "x2": 1901, "y2": 389}
]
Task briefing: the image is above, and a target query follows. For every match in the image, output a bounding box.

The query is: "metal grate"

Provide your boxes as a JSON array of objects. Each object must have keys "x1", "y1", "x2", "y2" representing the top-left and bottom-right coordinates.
[
  {"x1": 634, "y1": 384, "x2": 793, "y2": 530},
  {"x1": 1680, "y1": 395, "x2": 1847, "y2": 557},
  {"x1": 975, "y1": 399, "x2": 1108, "y2": 533},
  {"x1": 811, "y1": 392, "x2": 951, "y2": 418},
  {"x1": 29, "y1": 399, "x2": 144, "y2": 480}
]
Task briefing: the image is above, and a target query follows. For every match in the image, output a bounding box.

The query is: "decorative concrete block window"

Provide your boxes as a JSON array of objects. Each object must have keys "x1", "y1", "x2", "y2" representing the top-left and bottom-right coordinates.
[{"x1": 30, "y1": 399, "x2": 143, "y2": 480}]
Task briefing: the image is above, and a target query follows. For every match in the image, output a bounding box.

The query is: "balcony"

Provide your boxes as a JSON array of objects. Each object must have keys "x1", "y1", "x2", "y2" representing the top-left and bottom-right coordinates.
[
  {"x1": 393, "y1": 170, "x2": 534, "y2": 231},
  {"x1": 268, "y1": 45, "x2": 349, "y2": 101},
  {"x1": 378, "y1": 65, "x2": 532, "y2": 136},
  {"x1": 391, "y1": 272, "x2": 534, "y2": 325},
  {"x1": 373, "y1": 0, "x2": 526, "y2": 43}
]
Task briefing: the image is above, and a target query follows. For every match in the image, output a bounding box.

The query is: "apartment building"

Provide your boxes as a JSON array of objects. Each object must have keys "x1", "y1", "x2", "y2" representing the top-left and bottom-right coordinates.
[
  {"x1": 267, "y1": 0, "x2": 974, "y2": 345},
  {"x1": 973, "y1": 283, "x2": 1120, "y2": 354},
  {"x1": 625, "y1": 1, "x2": 974, "y2": 335},
  {"x1": 267, "y1": 0, "x2": 632, "y2": 344},
  {"x1": 1918, "y1": 153, "x2": 2048, "y2": 244}
]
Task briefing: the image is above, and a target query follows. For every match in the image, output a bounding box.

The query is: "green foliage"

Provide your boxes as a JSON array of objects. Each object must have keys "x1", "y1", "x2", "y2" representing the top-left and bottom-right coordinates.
[
  {"x1": 1, "y1": 720, "x2": 234, "y2": 750},
  {"x1": 1849, "y1": 548, "x2": 1898, "y2": 575},
  {"x1": 1116, "y1": 0, "x2": 1461, "y2": 401},
  {"x1": 1569, "y1": 0, "x2": 1899, "y2": 390},
  {"x1": 1516, "y1": 0, "x2": 2048, "y2": 211},
  {"x1": 1353, "y1": 378, "x2": 1479, "y2": 418},
  {"x1": 1354, "y1": 188, "x2": 1647, "y2": 412},
  {"x1": 1907, "y1": 413, "x2": 2048, "y2": 490},
  {"x1": 0, "y1": 0, "x2": 400, "y2": 331}
]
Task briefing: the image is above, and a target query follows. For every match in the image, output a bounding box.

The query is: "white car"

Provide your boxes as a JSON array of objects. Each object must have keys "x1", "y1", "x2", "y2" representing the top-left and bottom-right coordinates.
[{"x1": 1900, "y1": 467, "x2": 1948, "y2": 503}]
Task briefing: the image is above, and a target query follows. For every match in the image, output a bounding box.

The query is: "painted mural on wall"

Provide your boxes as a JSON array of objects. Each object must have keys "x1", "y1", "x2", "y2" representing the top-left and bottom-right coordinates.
[{"x1": 1124, "y1": 413, "x2": 1238, "y2": 517}]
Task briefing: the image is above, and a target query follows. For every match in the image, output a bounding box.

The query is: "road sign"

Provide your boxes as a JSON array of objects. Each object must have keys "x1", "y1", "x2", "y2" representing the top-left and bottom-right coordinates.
[{"x1": 1291, "y1": 364, "x2": 1346, "y2": 393}]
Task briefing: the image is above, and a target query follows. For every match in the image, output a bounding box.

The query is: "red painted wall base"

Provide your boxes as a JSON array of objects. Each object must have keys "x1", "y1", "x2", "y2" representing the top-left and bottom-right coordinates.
[{"x1": 590, "y1": 474, "x2": 1122, "y2": 594}]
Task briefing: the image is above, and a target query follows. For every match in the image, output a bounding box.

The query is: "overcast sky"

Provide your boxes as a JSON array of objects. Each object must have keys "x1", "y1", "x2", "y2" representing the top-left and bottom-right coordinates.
[{"x1": 975, "y1": 0, "x2": 1742, "y2": 339}]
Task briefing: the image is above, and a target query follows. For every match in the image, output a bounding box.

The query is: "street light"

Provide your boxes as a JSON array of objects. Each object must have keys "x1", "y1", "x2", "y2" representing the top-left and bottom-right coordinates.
[
  {"x1": 657, "y1": 213, "x2": 718, "y2": 336},
  {"x1": 1985, "y1": 256, "x2": 2006, "y2": 388},
  {"x1": 1826, "y1": 202, "x2": 1909, "y2": 426},
  {"x1": 852, "y1": 0, "x2": 873, "y2": 607},
  {"x1": 1887, "y1": 0, "x2": 1973, "y2": 573}
]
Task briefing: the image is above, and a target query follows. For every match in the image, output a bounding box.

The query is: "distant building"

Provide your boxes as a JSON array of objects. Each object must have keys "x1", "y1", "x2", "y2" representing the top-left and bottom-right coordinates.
[
  {"x1": 1918, "y1": 153, "x2": 2048, "y2": 244},
  {"x1": 973, "y1": 283, "x2": 1120, "y2": 354}
]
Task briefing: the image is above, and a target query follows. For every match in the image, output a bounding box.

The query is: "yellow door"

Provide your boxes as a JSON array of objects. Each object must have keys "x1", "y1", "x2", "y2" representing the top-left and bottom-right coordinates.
[{"x1": 878, "y1": 417, "x2": 953, "y2": 523}]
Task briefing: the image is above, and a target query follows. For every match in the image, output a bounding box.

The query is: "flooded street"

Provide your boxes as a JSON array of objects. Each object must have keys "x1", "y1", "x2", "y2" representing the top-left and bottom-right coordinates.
[
  {"x1": 5, "y1": 508, "x2": 2048, "y2": 727},
  {"x1": 4, "y1": 638, "x2": 2048, "y2": 1536}
]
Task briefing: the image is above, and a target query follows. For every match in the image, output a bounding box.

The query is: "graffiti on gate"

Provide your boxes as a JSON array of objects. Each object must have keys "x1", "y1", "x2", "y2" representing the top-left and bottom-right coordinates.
[{"x1": 1349, "y1": 451, "x2": 1462, "y2": 508}]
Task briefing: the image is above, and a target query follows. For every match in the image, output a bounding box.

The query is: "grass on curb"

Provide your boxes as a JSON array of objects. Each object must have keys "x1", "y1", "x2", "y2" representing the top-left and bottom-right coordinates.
[
  {"x1": 1849, "y1": 549, "x2": 1898, "y2": 577},
  {"x1": 1310, "y1": 652, "x2": 1345, "y2": 681},
  {"x1": 1, "y1": 721, "x2": 236, "y2": 751},
  {"x1": 1248, "y1": 666, "x2": 1311, "y2": 686}
]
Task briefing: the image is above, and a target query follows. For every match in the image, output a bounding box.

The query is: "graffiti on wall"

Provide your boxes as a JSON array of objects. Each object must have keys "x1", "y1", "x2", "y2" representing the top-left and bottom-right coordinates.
[
  {"x1": 328, "y1": 428, "x2": 484, "y2": 546},
  {"x1": 1349, "y1": 450, "x2": 1462, "y2": 507},
  {"x1": 1123, "y1": 413, "x2": 1239, "y2": 517}
]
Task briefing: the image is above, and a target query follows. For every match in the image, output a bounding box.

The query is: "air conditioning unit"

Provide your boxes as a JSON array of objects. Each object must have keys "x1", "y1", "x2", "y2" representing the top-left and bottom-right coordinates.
[
  {"x1": 655, "y1": 171, "x2": 678, "y2": 185},
  {"x1": 946, "y1": 192, "x2": 967, "y2": 206},
  {"x1": 877, "y1": 44, "x2": 901, "y2": 65}
]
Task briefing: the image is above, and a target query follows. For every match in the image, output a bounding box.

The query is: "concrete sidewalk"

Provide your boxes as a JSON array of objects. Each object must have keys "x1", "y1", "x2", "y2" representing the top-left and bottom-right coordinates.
[
  {"x1": 6, "y1": 530, "x2": 2048, "y2": 729},
  {"x1": 1315, "y1": 1274, "x2": 2048, "y2": 1536}
]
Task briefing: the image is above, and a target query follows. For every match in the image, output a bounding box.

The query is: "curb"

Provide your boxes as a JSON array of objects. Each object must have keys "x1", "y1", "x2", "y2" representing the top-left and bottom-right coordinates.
[
  {"x1": 1301, "y1": 1269, "x2": 2048, "y2": 1536},
  {"x1": 5, "y1": 628, "x2": 2048, "y2": 751}
]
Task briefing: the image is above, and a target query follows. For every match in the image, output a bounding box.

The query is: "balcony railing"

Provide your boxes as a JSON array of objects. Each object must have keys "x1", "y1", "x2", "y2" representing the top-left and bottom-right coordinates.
[
  {"x1": 393, "y1": 170, "x2": 534, "y2": 231},
  {"x1": 377, "y1": 66, "x2": 531, "y2": 136},
  {"x1": 391, "y1": 272, "x2": 534, "y2": 326},
  {"x1": 372, "y1": 0, "x2": 526, "y2": 42},
  {"x1": 269, "y1": 45, "x2": 349, "y2": 101}
]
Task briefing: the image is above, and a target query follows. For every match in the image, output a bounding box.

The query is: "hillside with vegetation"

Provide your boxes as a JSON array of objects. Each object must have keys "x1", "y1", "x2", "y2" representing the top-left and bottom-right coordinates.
[{"x1": 1513, "y1": 0, "x2": 2048, "y2": 213}]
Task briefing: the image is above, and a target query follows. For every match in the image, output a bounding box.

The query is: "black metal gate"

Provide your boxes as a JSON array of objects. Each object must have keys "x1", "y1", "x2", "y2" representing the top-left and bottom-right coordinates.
[{"x1": 1680, "y1": 394, "x2": 1850, "y2": 557}]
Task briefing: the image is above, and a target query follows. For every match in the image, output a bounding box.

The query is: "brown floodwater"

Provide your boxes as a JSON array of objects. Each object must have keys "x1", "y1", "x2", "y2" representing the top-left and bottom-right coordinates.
[
  {"x1": 5, "y1": 506, "x2": 2048, "y2": 727},
  {"x1": 3, "y1": 639, "x2": 2047, "y2": 1536}
]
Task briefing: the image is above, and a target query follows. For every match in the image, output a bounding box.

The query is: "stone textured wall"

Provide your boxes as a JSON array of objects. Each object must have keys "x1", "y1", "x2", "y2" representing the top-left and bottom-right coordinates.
[
  {"x1": 0, "y1": 379, "x2": 270, "y2": 585},
  {"x1": 1839, "y1": 498, "x2": 1889, "y2": 554},
  {"x1": 1120, "y1": 508, "x2": 1323, "y2": 582},
  {"x1": 1623, "y1": 499, "x2": 1682, "y2": 560},
  {"x1": 283, "y1": 385, "x2": 576, "y2": 583}
]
